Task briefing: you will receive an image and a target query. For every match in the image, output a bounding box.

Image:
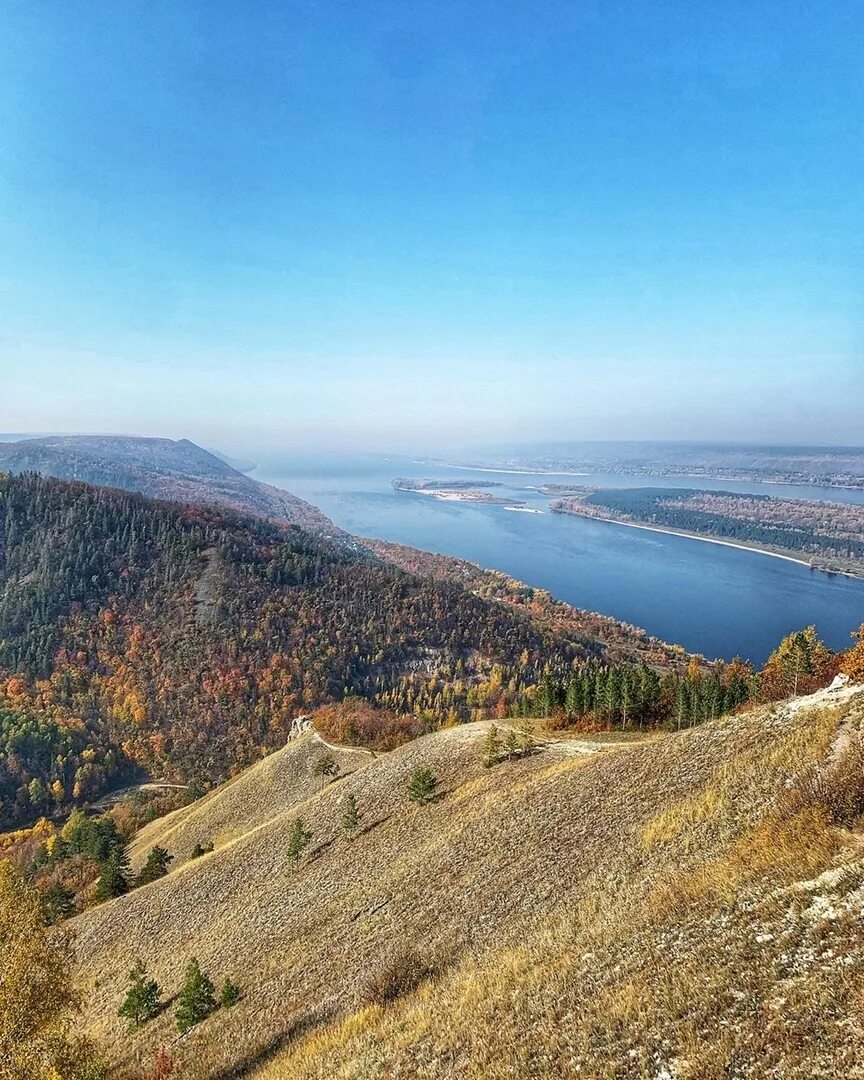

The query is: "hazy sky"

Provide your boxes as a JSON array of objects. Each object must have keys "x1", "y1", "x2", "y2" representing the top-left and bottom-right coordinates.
[{"x1": 1, "y1": 2, "x2": 862, "y2": 453}]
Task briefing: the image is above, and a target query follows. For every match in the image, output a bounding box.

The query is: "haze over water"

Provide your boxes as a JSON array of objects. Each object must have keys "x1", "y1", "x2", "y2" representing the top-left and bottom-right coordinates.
[{"x1": 256, "y1": 454, "x2": 864, "y2": 665}]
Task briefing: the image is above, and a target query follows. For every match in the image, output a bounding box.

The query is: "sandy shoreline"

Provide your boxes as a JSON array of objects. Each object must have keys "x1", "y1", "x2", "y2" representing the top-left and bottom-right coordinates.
[{"x1": 556, "y1": 509, "x2": 864, "y2": 579}]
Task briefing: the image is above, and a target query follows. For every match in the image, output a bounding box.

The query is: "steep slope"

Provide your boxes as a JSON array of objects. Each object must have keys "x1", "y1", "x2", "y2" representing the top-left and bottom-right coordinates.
[
  {"x1": 0, "y1": 434, "x2": 338, "y2": 534},
  {"x1": 127, "y1": 735, "x2": 372, "y2": 873},
  {"x1": 70, "y1": 683, "x2": 864, "y2": 1078}
]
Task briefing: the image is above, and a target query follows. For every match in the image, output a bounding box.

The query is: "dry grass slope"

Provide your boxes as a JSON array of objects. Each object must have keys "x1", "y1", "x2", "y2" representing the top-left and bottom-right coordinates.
[{"x1": 71, "y1": 687, "x2": 864, "y2": 1079}]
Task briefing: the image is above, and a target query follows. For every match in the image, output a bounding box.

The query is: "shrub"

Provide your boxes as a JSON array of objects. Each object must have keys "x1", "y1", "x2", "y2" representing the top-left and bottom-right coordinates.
[
  {"x1": 784, "y1": 734, "x2": 864, "y2": 826},
  {"x1": 360, "y1": 949, "x2": 439, "y2": 1007},
  {"x1": 342, "y1": 793, "x2": 360, "y2": 835}
]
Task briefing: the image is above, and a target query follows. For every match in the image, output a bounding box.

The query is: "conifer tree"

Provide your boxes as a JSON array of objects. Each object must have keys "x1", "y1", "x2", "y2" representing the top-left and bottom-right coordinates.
[
  {"x1": 137, "y1": 846, "x2": 174, "y2": 886},
  {"x1": 482, "y1": 724, "x2": 502, "y2": 767},
  {"x1": 118, "y1": 960, "x2": 162, "y2": 1029},
  {"x1": 407, "y1": 767, "x2": 437, "y2": 806},
  {"x1": 286, "y1": 818, "x2": 313, "y2": 868},
  {"x1": 342, "y1": 793, "x2": 360, "y2": 836},
  {"x1": 95, "y1": 847, "x2": 130, "y2": 901},
  {"x1": 502, "y1": 728, "x2": 519, "y2": 761},
  {"x1": 313, "y1": 752, "x2": 339, "y2": 788},
  {"x1": 518, "y1": 719, "x2": 535, "y2": 756},
  {"x1": 40, "y1": 883, "x2": 75, "y2": 925},
  {"x1": 175, "y1": 958, "x2": 217, "y2": 1034},
  {"x1": 219, "y1": 977, "x2": 240, "y2": 1007}
]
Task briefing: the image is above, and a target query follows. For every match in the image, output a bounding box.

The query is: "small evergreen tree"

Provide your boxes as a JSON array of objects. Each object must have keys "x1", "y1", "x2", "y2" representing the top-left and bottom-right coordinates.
[
  {"x1": 190, "y1": 841, "x2": 214, "y2": 859},
  {"x1": 407, "y1": 767, "x2": 437, "y2": 806},
  {"x1": 313, "y1": 752, "x2": 339, "y2": 788},
  {"x1": 502, "y1": 728, "x2": 519, "y2": 761},
  {"x1": 118, "y1": 959, "x2": 162, "y2": 1029},
  {"x1": 137, "y1": 846, "x2": 174, "y2": 886},
  {"x1": 175, "y1": 957, "x2": 217, "y2": 1034},
  {"x1": 342, "y1": 793, "x2": 360, "y2": 836},
  {"x1": 219, "y1": 976, "x2": 240, "y2": 1007},
  {"x1": 286, "y1": 818, "x2": 313, "y2": 868},
  {"x1": 482, "y1": 725, "x2": 502, "y2": 767},
  {"x1": 95, "y1": 847, "x2": 130, "y2": 901},
  {"x1": 518, "y1": 719, "x2": 535, "y2": 756}
]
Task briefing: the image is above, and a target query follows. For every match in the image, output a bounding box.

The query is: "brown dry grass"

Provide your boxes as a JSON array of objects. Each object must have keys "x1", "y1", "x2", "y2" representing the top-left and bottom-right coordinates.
[{"x1": 70, "y1": 691, "x2": 864, "y2": 1079}]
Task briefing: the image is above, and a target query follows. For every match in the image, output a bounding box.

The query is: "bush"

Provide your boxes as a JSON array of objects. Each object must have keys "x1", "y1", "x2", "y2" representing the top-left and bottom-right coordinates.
[
  {"x1": 360, "y1": 949, "x2": 439, "y2": 1007},
  {"x1": 785, "y1": 734, "x2": 864, "y2": 826}
]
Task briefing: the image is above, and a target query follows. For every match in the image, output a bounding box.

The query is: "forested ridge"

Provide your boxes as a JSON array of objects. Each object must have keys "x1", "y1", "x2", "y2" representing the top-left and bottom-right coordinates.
[
  {"x1": 0, "y1": 434, "x2": 336, "y2": 533},
  {"x1": 0, "y1": 472, "x2": 631, "y2": 828}
]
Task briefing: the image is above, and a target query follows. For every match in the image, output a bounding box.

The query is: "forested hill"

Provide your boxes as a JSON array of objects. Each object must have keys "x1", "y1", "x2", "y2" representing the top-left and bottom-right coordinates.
[
  {"x1": 0, "y1": 472, "x2": 675, "y2": 828},
  {"x1": 0, "y1": 434, "x2": 337, "y2": 534}
]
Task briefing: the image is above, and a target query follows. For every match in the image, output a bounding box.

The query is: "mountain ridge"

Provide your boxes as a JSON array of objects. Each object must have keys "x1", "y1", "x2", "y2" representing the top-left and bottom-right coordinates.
[{"x1": 0, "y1": 434, "x2": 339, "y2": 535}]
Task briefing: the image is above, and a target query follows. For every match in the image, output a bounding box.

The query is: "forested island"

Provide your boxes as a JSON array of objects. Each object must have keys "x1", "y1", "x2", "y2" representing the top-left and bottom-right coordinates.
[{"x1": 552, "y1": 487, "x2": 864, "y2": 576}]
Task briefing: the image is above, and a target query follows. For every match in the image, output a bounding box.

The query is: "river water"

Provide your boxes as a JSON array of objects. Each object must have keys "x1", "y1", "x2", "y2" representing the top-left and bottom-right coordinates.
[{"x1": 255, "y1": 453, "x2": 864, "y2": 665}]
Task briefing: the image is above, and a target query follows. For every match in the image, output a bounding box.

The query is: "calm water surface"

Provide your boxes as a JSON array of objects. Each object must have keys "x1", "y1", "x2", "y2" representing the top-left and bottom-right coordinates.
[{"x1": 255, "y1": 454, "x2": 864, "y2": 665}]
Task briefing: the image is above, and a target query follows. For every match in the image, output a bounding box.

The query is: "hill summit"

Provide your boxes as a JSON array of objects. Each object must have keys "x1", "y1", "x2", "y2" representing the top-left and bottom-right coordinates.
[{"x1": 0, "y1": 434, "x2": 337, "y2": 533}]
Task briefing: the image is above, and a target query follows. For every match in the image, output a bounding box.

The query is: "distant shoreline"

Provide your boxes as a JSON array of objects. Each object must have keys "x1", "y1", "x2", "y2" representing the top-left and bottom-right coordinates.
[
  {"x1": 439, "y1": 463, "x2": 591, "y2": 477},
  {"x1": 554, "y1": 508, "x2": 864, "y2": 579},
  {"x1": 438, "y1": 462, "x2": 864, "y2": 492}
]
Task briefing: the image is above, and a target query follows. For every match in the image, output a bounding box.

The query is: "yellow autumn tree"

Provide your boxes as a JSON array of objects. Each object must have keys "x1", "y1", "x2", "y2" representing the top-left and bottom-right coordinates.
[
  {"x1": 759, "y1": 626, "x2": 836, "y2": 702},
  {"x1": 0, "y1": 861, "x2": 107, "y2": 1080},
  {"x1": 840, "y1": 623, "x2": 864, "y2": 683}
]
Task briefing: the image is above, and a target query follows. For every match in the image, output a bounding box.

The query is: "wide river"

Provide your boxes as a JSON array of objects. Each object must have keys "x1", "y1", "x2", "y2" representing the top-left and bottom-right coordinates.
[{"x1": 255, "y1": 453, "x2": 864, "y2": 665}]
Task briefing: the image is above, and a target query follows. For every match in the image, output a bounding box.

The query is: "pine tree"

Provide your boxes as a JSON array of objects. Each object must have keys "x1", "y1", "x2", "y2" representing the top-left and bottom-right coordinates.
[
  {"x1": 137, "y1": 845, "x2": 174, "y2": 886},
  {"x1": 286, "y1": 818, "x2": 313, "y2": 868},
  {"x1": 342, "y1": 793, "x2": 360, "y2": 836},
  {"x1": 502, "y1": 728, "x2": 519, "y2": 761},
  {"x1": 219, "y1": 976, "x2": 240, "y2": 1007},
  {"x1": 518, "y1": 719, "x2": 535, "y2": 756},
  {"x1": 407, "y1": 767, "x2": 437, "y2": 806},
  {"x1": 175, "y1": 957, "x2": 217, "y2": 1034},
  {"x1": 481, "y1": 724, "x2": 502, "y2": 767},
  {"x1": 95, "y1": 847, "x2": 130, "y2": 901},
  {"x1": 313, "y1": 752, "x2": 339, "y2": 788},
  {"x1": 118, "y1": 959, "x2": 162, "y2": 1029}
]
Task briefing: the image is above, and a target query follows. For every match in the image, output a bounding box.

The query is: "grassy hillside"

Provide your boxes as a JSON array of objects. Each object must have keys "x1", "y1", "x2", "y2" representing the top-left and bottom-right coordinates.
[
  {"x1": 0, "y1": 435, "x2": 338, "y2": 534},
  {"x1": 69, "y1": 682, "x2": 864, "y2": 1078}
]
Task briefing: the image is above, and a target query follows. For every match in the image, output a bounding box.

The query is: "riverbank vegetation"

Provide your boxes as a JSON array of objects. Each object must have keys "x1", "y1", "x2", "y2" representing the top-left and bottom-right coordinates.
[{"x1": 553, "y1": 487, "x2": 864, "y2": 574}]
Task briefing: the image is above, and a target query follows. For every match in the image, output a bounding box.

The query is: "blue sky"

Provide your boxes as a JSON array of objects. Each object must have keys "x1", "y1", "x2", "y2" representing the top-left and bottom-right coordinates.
[{"x1": 0, "y1": 1, "x2": 862, "y2": 452}]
